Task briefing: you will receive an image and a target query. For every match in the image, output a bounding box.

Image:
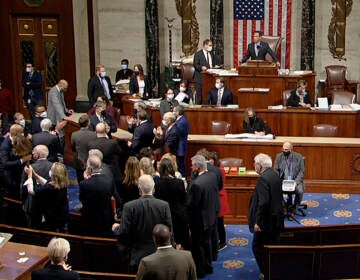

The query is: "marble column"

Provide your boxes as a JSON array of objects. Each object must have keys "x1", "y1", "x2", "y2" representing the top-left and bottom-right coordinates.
[
  {"x1": 301, "y1": 0, "x2": 315, "y2": 70},
  {"x1": 210, "y1": 0, "x2": 224, "y2": 66}
]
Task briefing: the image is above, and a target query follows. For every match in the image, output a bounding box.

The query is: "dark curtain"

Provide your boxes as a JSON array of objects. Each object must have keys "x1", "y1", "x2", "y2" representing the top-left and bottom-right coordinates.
[
  {"x1": 145, "y1": 0, "x2": 160, "y2": 97},
  {"x1": 301, "y1": 0, "x2": 315, "y2": 70},
  {"x1": 210, "y1": 0, "x2": 224, "y2": 66}
]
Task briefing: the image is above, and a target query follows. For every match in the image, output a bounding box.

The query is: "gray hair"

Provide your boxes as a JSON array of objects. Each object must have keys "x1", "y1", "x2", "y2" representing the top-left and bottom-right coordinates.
[
  {"x1": 191, "y1": 154, "x2": 207, "y2": 169},
  {"x1": 33, "y1": 144, "x2": 49, "y2": 158},
  {"x1": 87, "y1": 155, "x2": 102, "y2": 173},
  {"x1": 254, "y1": 153, "x2": 272, "y2": 168},
  {"x1": 164, "y1": 112, "x2": 176, "y2": 123},
  {"x1": 40, "y1": 118, "x2": 52, "y2": 131},
  {"x1": 47, "y1": 237, "x2": 70, "y2": 265},
  {"x1": 138, "y1": 174, "x2": 155, "y2": 194},
  {"x1": 88, "y1": 149, "x2": 103, "y2": 161},
  {"x1": 136, "y1": 100, "x2": 147, "y2": 110}
]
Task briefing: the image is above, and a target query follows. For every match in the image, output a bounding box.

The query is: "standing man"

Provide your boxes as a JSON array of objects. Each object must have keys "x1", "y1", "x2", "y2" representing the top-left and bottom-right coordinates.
[
  {"x1": 153, "y1": 112, "x2": 179, "y2": 156},
  {"x1": 136, "y1": 224, "x2": 197, "y2": 280},
  {"x1": 187, "y1": 155, "x2": 220, "y2": 278},
  {"x1": 47, "y1": 79, "x2": 73, "y2": 146},
  {"x1": 22, "y1": 63, "x2": 44, "y2": 117},
  {"x1": 249, "y1": 153, "x2": 283, "y2": 280},
  {"x1": 112, "y1": 174, "x2": 173, "y2": 273},
  {"x1": 87, "y1": 64, "x2": 113, "y2": 107},
  {"x1": 173, "y1": 105, "x2": 190, "y2": 178},
  {"x1": 206, "y1": 77, "x2": 233, "y2": 106},
  {"x1": 193, "y1": 39, "x2": 216, "y2": 104},
  {"x1": 115, "y1": 58, "x2": 133, "y2": 82},
  {"x1": 241, "y1": 31, "x2": 280, "y2": 66},
  {"x1": 274, "y1": 141, "x2": 306, "y2": 211}
]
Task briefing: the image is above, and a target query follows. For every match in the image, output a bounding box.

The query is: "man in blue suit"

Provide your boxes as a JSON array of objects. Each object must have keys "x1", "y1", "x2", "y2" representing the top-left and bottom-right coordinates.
[
  {"x1": 173, "y1": 105, "x2": 190, "y2": 177},
  {"x1": 206, "y1": 77, "x2": 233, "y2": 106},
  {"x1": 22, "y1": 63, "x2": 44, "y2": 117},
  {"x1": 241, "y1": 31, "x2": 280, "y2": 67}
]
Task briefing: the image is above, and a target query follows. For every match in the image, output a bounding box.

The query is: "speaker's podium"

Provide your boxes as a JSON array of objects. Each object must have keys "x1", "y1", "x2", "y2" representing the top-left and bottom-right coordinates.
[{"x1": 238, "y1": 60, "x2": 278, "y2": 75}]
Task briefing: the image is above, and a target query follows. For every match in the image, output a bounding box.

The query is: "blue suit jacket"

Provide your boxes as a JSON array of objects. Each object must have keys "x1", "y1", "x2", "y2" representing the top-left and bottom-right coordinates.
[
  {"x1": 175, "y1": 115, "x2": 190, "y2": 157},
  {"x1": 165, "y1": 124, "x2": 179, "y2": 156},
  {"x1": 89, "y1": 113, "x2": 117, "y2": 135},
  {"x1": 22, "y1": 71, "x2": 44, "y2": 103},
  {"x1": 206, "y1": 87, "x2": 233, "y2": 106},
  {"x1": 241, "y1": 41, "x2": 278, "y2": 62},
  {"x1": 131, "y1": 120, "x2": 155, "y2": 154}
]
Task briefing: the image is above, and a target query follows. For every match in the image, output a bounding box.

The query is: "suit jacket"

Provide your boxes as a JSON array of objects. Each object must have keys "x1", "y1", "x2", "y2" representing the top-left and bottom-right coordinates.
[
  {"x1": 115, "y1": 69, "x2": 133, "y2": 82},
  {"x1": 175, "y1": 115, "x2": 189, "y2": 157},
  {"x1": 129, "y1": 76, "x2": 152, "y2": 100},
  {"x1": 89, "y1": 113, "x2": 117, "y2": 134},
  {"x1": 274, "y1": 151, "x2": 306, "y2": 190},
  {"x1": 248, "y1": 168, "x2": 283, "y2": 233},
  {"x1": 114, "y1": 195, "x2": 173, "y2": 270},
  {"x1": 159, "y1": 99, "x2": 179, "y2": 116},
  {"x1": 47, "y1": 85, "x2": 67, "y2": 126},
  {"x1": 87, "y1": 75, "x2": 113, "y2": 106},
  {"x1": 241, "y1": 41, "x2": 278, "y2": 63},
  {"x1": 131, "y1": 120, "x2": 155, "y2": 155},
  {"x1": 206, "y1": 87, "x2": 233, "y2": 106},
  {"x1": 22, "y1": 71, "x2": 44, "y2": 104},
  {"x1": 193, "y1": 50, "x2": 215, "y2": 83},
  {"x1": 31, "y1": 116, "x2": 45, "y2": 134},
  {"x1": 136, "y1": 247, "x2": 197, "y2": 280},
  {"x1": 32, "y1": 264, "x2": 79, "y2": 280},
  {"x1": 79, "y1": 173, "x2": 115, "y2": 237},
  {"x1": 287, "y1": 89, "x2": 312, "y2": 107},
  {"x1": 32, "y1": 131, "x2": 62, "y2": 162},
  {"x1": 165, "y1": 124, "x2": 179, "y2": 156},
  {"x1": 187, "y1": 171, "x2": 220, "y2": 231},
  {"x1": 71, "y1": 128, "x2": 97, "y2": 170}
]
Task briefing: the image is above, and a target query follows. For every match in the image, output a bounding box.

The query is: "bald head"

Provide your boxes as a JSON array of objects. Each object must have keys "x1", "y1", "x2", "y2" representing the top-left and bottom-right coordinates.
[
  {"x1": 95, "y1": 122, "x2": 106, "y2": 135},
  {"x1": 163, "y1": 112, "x2": 176, "y2": 125},
  {"x1": 138, "y1": 174, "x2": 155, "y2": 195},
  {"x1": 33, "y1": 145, "x2": 49, "y2": 159},
  {"x1": 58, "y1": 79, "x2": 68, "y2": 88},
  {"x1": 152, "y1": 224, "x2": 171, "y2": 247}
]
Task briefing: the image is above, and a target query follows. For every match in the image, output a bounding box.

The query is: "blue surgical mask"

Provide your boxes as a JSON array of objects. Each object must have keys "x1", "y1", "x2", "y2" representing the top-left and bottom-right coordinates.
[
  {"x1": 121, "y1": 65, "x2": 128, "y2": 70},
  {"x1": 100, "y1": 72, "x2": 106, "y2": 78}
]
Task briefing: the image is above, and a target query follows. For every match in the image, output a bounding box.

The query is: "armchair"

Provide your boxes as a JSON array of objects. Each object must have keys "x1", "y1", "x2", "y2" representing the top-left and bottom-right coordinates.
[
  {"x1": 211, "y1": 121, "x2": 231, "y2": 135},
  {"x1": 313, "y1": 124, "x2": 338, "y2": 137},
  {"x1": 261, "y1": 35, "x2": 282, "y2": 62}
]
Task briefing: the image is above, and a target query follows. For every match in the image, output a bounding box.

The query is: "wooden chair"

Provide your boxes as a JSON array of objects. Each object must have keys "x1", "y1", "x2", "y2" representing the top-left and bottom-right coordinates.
[
  {"x1": 282, "y1": 89, "x2": 292, "y2": 106},
  {"x1": 180, "y1": 63, "x2": 197, "y2": 93},
  {"x1": 261, "y1": 35, "x2": 282, "y2": 62},
  {"x1": 324, "y1": 65, "x2": 355, "y2": 100},
  {"x1": 313, "y1": 124, "x2": 338, "y2": 137},
  {"x1": 331, "y1": 90, "x2": 355, "y2": 105},
  {"x1": 211, "y1": 120, "x2": 231, "y2": 135}
]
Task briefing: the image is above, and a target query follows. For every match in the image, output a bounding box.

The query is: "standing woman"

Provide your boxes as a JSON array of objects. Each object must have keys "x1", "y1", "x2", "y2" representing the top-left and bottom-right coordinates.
[
  {"x1": 129, "y1": 64, "x2": 152, "y2": 100},
  {"x1": 24, "y1": 162, "x2": 69, "y2": 232}
]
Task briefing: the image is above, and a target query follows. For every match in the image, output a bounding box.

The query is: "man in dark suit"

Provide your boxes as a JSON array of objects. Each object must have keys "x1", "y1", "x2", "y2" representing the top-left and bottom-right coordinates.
[
  {"x1": 249, "y1": 153, "x2": 283, "y2": 280},
  {"x1": 187, "y1": 155, "x2": 220, "y2": 278},
  {"x1": 115, "y1": 58, "x2": 133, "y2": 82},
  {"x1": 153, "y1": 112, "x2": 179, "y2": 156},
  {"x1": 193, "y1": 39, "x2": 216, "y2": 104},
  {"x1": 31, "y1": 105, "x2": 47, "y2": 134},
  {"x1": 71, "y1": 114, "x2": 97, "y2": 183},
  {"x1": 241, "y1": 30, "x2": 280, "y2": 66},
  {"x1": 136, "y1": 224, "x2": 197, "y2": 280},
  {"x1": 173, "y1": 105, "x2": 190, "y2": 177},
  {"x1": 129, "y1": 110, "x2": 154, "y2": 156},
  {"x1": 79, "y1": 155, "x2": 115, "y2": 237},
  {"x1": 206, "y1": 77, "x2": 233, "y2": 106},
  {"x1": 88, "y1": 122, "x2": 124, "y2": 186},
  {"x1": 31, "y1": 118, "x2": 63, "y2": 162},
  {"x1": 22, "y1": 63, "x2": 44, "y2": 117},
  {"x1": 88, "y1": 101, "x2": 117, "y2": 137},
  {"x1": 113, "y1": 174, "x2": 173, "y2": 273},
  {"x1": 87, "y1": 64, "x2": 113, "y2": 107}
]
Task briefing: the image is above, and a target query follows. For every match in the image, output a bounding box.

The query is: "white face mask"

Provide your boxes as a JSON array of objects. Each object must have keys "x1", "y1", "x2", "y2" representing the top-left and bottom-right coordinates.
[
  {"x1": 179, "y1": 86, "x2": 186, "y2": 92},
  {"x1": 215, "y1": 83, "x2": 222, "y2": 89},
  {"x1": 207, "y1": 46, "x2": 213, "y2": 52},
  {"x1": 162, "y1": 120, "x2": 168, "y2": 127},
  {"x1": 19, "y1": 119, "x2": 26, "y2": 127},
  {"x1": 100, "y1": 72, "x2": 106, "y2": 78},
  {"x1": 26, "y1": 67, "x2": 32, "y2": 73},
  {"x1": 167, "y1": 94, "x2": 174, "y2": 100},
  {"x1": 40, "y1": 111, "x2": 47, "y2": 118},
  {"x1": 49, "y1": 170, "x2": 52, "y2": 178}
]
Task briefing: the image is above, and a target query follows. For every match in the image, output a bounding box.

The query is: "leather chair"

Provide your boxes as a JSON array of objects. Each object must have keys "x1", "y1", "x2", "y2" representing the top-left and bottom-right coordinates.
[
  {"x1": 261, "y1": 35, "x2": 282, "y2": 62},
  {"x1": 219, "y1": 157, "x2": 243, "y2": 168},
  {"x1": 180, "y1": 63, "x2": 197, "y2": 93},
  {"x1": 324, "y1": 65, "x2": 355, "y2": 100},
  {"x1": 331, "y1": 90, "x2": 355, "y2": 105},
  {"x1": 282, "y1": 89, "x2": 292, "y2": 106},
  {"x1": 211, "y1": 121, "x2": 231, "y2": 135},
  {"x1": 313, "y1": 124, "x2": 338, "y2": 137}
]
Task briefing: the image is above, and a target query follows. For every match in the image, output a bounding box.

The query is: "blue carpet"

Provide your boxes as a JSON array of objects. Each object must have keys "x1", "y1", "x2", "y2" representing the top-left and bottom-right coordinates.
[{"x1": 65, "y1": 166, "x2": 360, "y2": 279}]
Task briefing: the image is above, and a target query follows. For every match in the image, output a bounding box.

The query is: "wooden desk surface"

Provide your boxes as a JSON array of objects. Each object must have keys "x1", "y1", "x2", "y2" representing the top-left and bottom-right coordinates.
[{"x1": 0, "y1": 242, "x2": 48, "y2": 280}]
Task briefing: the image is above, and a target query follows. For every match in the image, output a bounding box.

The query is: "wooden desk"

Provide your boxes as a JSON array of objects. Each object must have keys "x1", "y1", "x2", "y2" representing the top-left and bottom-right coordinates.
[
  {"x1": 121, "y1": 97, "x2": 360, "y2": 137},
  {"x1": 201, "y1": 71, "x2": 316, "y2": 107},
  {"x1": 0, "y1": 242, "x2": 48, "y2": 280}
]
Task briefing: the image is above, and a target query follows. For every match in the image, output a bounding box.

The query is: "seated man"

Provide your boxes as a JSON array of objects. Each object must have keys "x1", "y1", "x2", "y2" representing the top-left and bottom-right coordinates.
[
  {"x1": 241, "y1": 30, "x2": 280, "y2": 67},
  {"x1": 243, "y1": 107, "x2": 271, "y2": 135},
  {"x1": 274, "y1": 141, "x2": 306, "y2": 211},
  {"x1": 287, "y1": 80, "x2": 312, "y2": 108},
  {"x1": 206, "y1": 77, "x2": 233, "y2": 106}
]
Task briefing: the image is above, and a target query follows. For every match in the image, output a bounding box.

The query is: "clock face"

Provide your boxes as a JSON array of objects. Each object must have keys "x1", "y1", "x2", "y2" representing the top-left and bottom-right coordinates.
[{"x1": 24, "y1": 0, "x2": 45, "y2": 7}]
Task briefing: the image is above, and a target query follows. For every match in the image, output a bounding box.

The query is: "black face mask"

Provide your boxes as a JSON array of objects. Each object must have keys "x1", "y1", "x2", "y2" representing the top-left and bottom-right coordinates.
[
  {"x1": 192, "y1": 170, "x2": 199, "y2": 178},
  {"x1": 134, "y1": 71, "x2": 140, "y2": 76},
  {"x1": 133, "y1": 109, "x2": 138, "y2": 116},
  {"x1": 101, "y1": 110, "x2": 107, "y2": 117},
  {"x1": 283, "y1": 151, "x2": 291, "y2": 157},
  {"x1": 249, "y1": 116, "x2": 255, "y2": 122}
]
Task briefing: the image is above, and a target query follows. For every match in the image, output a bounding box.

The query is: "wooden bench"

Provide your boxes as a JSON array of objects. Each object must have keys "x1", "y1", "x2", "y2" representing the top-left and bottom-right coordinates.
[{"x1": 76, "y1": 270, "x2": 136, "y2": 280}]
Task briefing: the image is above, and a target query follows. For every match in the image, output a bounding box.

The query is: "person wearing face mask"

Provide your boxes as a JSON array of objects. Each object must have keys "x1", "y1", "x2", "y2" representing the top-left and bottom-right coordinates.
[
  {"x1": 193, "y1": 39, "x2": 220, "y2": 104},
  {"x1": 31, "y1": 105, "x2": 47, "y2": 134},
  {"x1": 129, "y1": 64, "x2": 152, "y2": 100},
  {"x1": 287, "y1": 80, "x2": 312, "y2": 108},
  {"x1": 115, "y1": 58, "x2": 134, "y2": 82},
  {"x1": 248, "y1": 153, "x2": 283, "y2": 280},
  {"x1": 206, "y1": 77, "x2": 233, "y2": 106},
  {"x1": 87, "y1": 64, "x2": 113, "y2": 107},
  {"x1": 243, "y1": 107, "x2": 271, "y2": 135},
  {"x1": 89, "y1": 101, "x2": 117, "y2": 138},
  {"x1": 174, "y1": 79, "x2": 194, "y2": 104},
  {"x1": 22, "y1": 63, "x2": 44, "y2": 118},
  {"x1": 12, "y1": 112, "x2": 32, "y2": 138},
  {"x1": 159, "y1": 88, "x2": 179, "y2": 117},
  {"x1": 274, "y1": 141, "x2": 306, "y2": 213}
]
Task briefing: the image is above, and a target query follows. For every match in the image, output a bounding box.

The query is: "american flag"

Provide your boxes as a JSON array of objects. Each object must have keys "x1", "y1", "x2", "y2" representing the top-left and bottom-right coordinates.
[{"x1": 233, "y1": 0, "x2": 292, "y2": 68}]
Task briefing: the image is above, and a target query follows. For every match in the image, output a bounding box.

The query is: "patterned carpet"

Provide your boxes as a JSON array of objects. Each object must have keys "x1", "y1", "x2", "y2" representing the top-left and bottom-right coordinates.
[{"x1": 66, "y1": 166, "x2": 360, "y2": 279}]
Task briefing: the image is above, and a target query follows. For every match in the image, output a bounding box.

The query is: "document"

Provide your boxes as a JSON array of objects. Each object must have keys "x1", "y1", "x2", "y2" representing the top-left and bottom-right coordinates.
[
  {"x1": 225, "y1": 133, "x2": 274, "y2": 140},
  {"x1": 317, "y1": 97, "x2": 329, "y2": 109},
  {"x1": 0, "y1": 232, "x2": 13, "y2": 248},
  {"x1": 175, "y1": 92, "x2": 187, "y2": 102}
]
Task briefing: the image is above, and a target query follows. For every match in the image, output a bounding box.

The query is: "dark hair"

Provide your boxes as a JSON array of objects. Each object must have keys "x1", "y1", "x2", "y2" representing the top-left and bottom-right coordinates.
[
  {"x1": 254, "y1": 30, "x2": 263, "y2": 36},
  {"x1": 152, "y1": 224, "x2": 171, "y2": 246},
  {"x1": 180, "y1": 79, "x2": 189, "y2": 87},
  {"x1": 121, "y1": 59, "x2": 129, "y2": 64},
  {"x1": 139, "y1": 147, "x2": 153, "y2": 159},
  {"x1": 203, "y1": 39, "x2": 212, "y2": 46},
  {"x1": 138, "y1": 110, "x2": 147, "y2": 121},
  {"x1": 174, "y1": 105, "x2": 185, "y2": 116},
  {"x1": 196, "y1": 148, "x2": 211, "y2": 160},
  {"x1": 216, "y1": 77, "x2": 226, "y2": 86},
  {"x1": 78, "y1": 114, "x2": 89, "y2": 128},
  {"x1": 134, "y1": 64, "x2": 145, "y2": 79},
  {"x1": 159, "y1": 158, "x2": 175, "y2": 178},
  {"x1": 208, "y1": 150, "x2": 220, "y2": 167}
]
